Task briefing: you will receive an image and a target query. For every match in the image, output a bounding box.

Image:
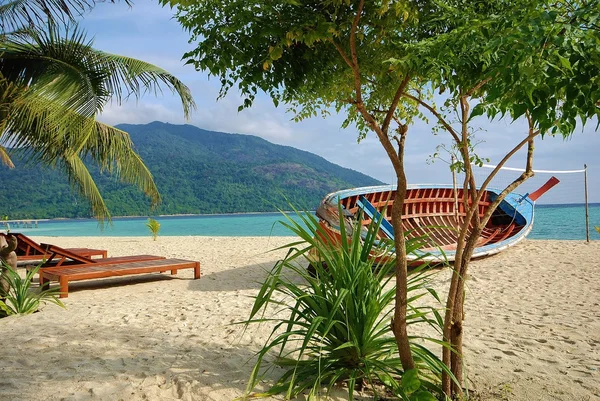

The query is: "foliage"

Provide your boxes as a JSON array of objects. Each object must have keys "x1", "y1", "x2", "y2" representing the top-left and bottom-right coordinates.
[
  {"x1": 242, "y1": 206, "x2": 450, "y2": 400},
  {"x1": 595, "y1": 226, "x2": 600, "y2": 234},
  {"x1": 0, "y1": 122, "x2": 381, "y2": 218},
  {"x1": 0, "y1": 6, "x2": 196, "y2": 224},
  {"x1": 0, "y1": 262, "x2": 65, "y2": 317},
  {"x1": 146, "y1": 218, "x2": 160, "y2": 241}
]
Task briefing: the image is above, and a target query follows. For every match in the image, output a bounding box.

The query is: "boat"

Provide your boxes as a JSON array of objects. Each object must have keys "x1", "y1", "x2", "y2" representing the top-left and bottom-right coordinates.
[{"x1": 314, "y1": 178, "x2": 559, "y2": 263}]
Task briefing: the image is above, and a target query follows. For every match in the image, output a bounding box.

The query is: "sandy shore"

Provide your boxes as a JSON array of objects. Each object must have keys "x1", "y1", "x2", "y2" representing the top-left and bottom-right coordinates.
[{"x1": 2, "y1": 237, "x2": 599, "y2": 400}]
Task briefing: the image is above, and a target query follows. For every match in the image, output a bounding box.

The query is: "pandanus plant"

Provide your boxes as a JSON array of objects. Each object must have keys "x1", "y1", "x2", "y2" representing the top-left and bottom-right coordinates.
[{"x1": 242, "y1": 206, "x2": 452, "y2": 400}]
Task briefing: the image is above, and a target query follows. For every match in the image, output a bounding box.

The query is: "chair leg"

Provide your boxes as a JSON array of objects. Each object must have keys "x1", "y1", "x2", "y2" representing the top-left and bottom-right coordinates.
[
  {"x1": 194, "y1": 262, "x2": 201, "y2": 279},
  {"x1": 40, "y1": 273, "x2": 49, "y2": 290},
  {"x1": 59, "y1": 277, "x2": 69, "y2": 298}
]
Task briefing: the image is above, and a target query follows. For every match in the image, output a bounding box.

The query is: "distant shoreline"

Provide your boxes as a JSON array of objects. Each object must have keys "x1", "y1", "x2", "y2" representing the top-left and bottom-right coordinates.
[
  {"x1": 4, "y1": 202, "x2": 599, "y2": 222},
  {"x1": 3, "y1": 210, "x2": 312, "y2": 222}
]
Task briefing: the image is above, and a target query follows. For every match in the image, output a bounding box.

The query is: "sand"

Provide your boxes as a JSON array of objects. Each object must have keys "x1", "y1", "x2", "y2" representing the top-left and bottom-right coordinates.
[{"x1": 1, "y1": 237, "x2": 599, "y2": 401}]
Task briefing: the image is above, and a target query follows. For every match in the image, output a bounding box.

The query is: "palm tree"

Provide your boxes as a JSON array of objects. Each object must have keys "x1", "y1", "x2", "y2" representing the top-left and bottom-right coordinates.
[{"x1": 0, "y1": 1, "x2": 195, "y2": 222}]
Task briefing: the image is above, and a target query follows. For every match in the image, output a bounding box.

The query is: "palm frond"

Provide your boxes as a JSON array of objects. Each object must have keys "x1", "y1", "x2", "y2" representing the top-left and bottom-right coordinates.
[
  {"x1": 3, "y1": 91, "x2": 161, "y2": 220},
  {"x1": 1, "y1": 20, "x2": 189, "y2": 222},
  {"x1": 0, "y1": 0, "x2": 132, "y2": 32},
  {"x1": 1, "y1": 24, "x2": 196, "y2": 119},
  {"x1": 97, "y1": 51, "x2": 196, "y2": 118},
  {"x1": 60, "y1": 150, "x2": 110, "y2": 223}
]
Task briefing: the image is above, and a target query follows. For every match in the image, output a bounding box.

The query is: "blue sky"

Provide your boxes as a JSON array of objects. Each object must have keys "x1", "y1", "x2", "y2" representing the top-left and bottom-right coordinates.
[{"x1": 80, "y1": 2, "x2": 598, "y2": 204}]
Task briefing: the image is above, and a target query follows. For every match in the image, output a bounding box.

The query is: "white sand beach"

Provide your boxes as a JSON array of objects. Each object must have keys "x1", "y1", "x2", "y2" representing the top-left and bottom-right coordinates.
[{"x1": 2, "y1": 237, "x2": 599, "y2": 401}]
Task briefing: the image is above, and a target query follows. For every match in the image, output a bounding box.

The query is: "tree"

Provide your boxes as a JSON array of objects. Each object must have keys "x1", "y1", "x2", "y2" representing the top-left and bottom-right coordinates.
[
  {"x1": 163, "y1": 0, "x2": 600, "y2": 398},
  {"x1": 0, "y1": 0, "x2": 196, "y2": 222},
  {"x1": 403, "y1": 2, "x2": 600, "y2": 394}
]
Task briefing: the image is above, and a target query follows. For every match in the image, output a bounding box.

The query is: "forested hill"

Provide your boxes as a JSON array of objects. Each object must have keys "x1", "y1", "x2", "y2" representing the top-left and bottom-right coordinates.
[{"x1": 0, "y1": 121, "x2": 382, "y2": 219}]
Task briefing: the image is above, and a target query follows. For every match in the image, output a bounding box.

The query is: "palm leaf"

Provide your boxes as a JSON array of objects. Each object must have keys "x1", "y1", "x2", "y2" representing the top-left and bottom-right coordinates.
[
  {"x1": 0, "y1": 0, "x2": 132, "y2": 32},
  {"x1": 3, "y1": 92, "x2": 160, "y2": 221},
  {"x1": 1, "y1": 24, "x2": 196, "y2": 118}
]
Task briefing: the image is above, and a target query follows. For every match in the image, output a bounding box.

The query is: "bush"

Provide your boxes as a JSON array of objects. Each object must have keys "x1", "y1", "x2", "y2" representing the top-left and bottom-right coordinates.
[
  {"x1": 0, "y1": 262, "x2": 65, "y2": 317},
  {"x1": 242, "y1": 206, "x2": 450, "y2": 400}
]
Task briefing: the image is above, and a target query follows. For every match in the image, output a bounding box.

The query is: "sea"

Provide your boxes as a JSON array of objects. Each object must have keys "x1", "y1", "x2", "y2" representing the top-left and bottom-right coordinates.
[{"x1": 4, "y1": 203, "x2": 600, "y2": 240}]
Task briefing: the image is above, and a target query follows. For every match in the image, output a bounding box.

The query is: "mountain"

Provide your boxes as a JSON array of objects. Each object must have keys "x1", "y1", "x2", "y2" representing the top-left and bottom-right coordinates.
[{"x1": 0, "y1": 121, "x2": 383, "y2": 219}]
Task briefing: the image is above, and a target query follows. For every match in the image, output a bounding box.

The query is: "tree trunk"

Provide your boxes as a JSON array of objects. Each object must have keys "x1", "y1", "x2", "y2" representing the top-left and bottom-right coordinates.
[
  {"x1": 0, "y1": 235, "x2": 18, "y2": 294},
  {"x1": 391, "y1": 153, "x2": 415, "y2": 371},
  {"x1": 450, "y1": 231, "x2": 480, "y2": 396}
]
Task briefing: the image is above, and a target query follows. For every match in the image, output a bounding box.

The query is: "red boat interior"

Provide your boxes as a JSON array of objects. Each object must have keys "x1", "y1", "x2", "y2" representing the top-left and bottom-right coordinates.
[{"x1": 337, "y1": 188, "x2": 524, "y2": 251}]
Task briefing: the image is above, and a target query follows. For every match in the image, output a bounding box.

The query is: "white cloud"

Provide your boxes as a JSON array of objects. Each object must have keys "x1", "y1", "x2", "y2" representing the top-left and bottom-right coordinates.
[{"x1": 98, "y1": 102, "x2": 185, "y2": 126}]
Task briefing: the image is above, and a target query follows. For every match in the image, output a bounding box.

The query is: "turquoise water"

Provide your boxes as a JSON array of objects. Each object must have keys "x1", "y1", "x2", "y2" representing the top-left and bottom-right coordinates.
[
  {"x1": 5, "y1": 204, "x2": 600, "y2": 240},
  {"x1": 529, "y1": 203, "x2": 600, "y2": 240}
]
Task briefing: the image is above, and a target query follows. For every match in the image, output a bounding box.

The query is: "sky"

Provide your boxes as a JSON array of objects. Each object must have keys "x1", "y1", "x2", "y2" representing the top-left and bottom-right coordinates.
[{"x1": 80, "y1": 2, "x2": 598, "y2": 204}]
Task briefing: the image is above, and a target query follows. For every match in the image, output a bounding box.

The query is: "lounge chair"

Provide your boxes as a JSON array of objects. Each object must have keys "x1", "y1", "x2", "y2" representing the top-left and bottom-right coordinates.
[
  {"x1": 38, "y1": 243, "x2": 163, "y2": 267},
  {"x1": 24, "y1": 243, "x2": 167, "y2": 286},
  {"x1": 0, "y1": 232, "x2": 107, "y2": 262},
  {"x1": 40, "y1": 258, "x2": 201, "y2": 298}
]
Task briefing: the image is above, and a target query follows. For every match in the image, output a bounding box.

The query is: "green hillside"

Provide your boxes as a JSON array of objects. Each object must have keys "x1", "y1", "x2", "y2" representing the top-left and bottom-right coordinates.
[{"x1": 0, "y1": 121, "x2": 382, "y2": 219}]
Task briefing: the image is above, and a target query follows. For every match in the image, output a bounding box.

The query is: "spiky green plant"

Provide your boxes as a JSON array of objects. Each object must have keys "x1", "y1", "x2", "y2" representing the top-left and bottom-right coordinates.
[
  {"x1": 0, "y1": 262, "x2": 65, "y2": 317},
  {"x1": 595, "y1": 226, "x2": 600, "y2": 234},
  {"x1": 146, "y1": 218, "x2": 161, "y2": 241},
  {"x1": 242, "y1": 205, "x2": 452, "y2": 400}
]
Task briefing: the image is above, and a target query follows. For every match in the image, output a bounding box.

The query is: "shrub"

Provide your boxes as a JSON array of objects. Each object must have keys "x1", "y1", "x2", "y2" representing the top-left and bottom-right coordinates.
[
  {"x1": 0, "y1": 262, "x2": 65, "y2": 317},
  {"x1": 242, "y1": 206, "x2": 450, "y2": 400}
]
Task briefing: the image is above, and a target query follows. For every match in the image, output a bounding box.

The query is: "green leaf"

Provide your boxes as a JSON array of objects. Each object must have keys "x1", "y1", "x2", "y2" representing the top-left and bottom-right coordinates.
[
  {"x1": 557, "y1": 54, "x2": 571, "y2": 71},
  {"x1": 269, "y1": 46, "x2": 283, "y2": 60},
  {"x1": 401, "y1": 369, "x2": 421, "y2": 394},
  {"x1": 0, "y1": 22, "x2": 195, "y2": 224},
  {"x1": 468, "y1": 103, "x2": 485, "y2": 122}
]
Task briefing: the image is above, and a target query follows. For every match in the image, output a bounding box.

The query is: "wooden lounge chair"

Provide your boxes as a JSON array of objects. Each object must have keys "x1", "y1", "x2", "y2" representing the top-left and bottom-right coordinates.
[
  {"x1": 40, "y1": 258, "x2": 201, "y2": 298},
  {"x1": 0, "y1": 233, "x2": 107, "y2": 262},
  {"x1": 38, "y1": 243, "x2": 164, "y2": 268}
]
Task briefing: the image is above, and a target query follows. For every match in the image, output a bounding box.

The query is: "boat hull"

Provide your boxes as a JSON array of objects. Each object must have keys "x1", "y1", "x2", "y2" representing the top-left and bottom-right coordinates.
[{"x1": 316, "y1": 184, "x2": 535, "y2": 263}]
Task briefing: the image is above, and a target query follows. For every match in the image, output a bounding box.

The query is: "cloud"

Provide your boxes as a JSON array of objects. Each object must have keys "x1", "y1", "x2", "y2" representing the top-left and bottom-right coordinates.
[
  {"x1": 190, "y1": 96, "x2": 296, "y2": 142},
  {"x1": 98, "y1": 102, "x2": 186, "y2": 126}
]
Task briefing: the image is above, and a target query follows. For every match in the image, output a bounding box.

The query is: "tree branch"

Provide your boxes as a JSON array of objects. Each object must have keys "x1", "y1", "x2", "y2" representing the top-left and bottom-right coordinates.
[
  {"x1": 403, "y1": 92, "x2": 461, "y2": 144},
  {"x1": 476, "y1": 116, "x2": 538, "y2": 230},
  {"x1": 462, "y1": 77, "x2": 492, "y2": 98},
  {"x1": 382, "y1": 74, "x2": 411, "y2": 134}
]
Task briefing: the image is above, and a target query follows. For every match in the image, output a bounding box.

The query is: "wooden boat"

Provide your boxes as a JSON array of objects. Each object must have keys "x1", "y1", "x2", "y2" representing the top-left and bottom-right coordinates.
[{"x1": 315, "y1": 178, "x2": 559, "y2": 263}]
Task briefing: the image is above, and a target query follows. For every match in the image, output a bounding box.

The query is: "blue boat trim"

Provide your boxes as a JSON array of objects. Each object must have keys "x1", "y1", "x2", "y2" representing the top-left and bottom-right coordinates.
[{"x1": 357, "y1": 196, "x2": 395, "y2": 239}]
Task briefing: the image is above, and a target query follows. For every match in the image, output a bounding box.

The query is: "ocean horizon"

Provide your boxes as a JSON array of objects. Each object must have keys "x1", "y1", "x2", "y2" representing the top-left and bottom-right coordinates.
[{"x1": 3, "y1": 203, "x2": 599, "y2": 240}]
